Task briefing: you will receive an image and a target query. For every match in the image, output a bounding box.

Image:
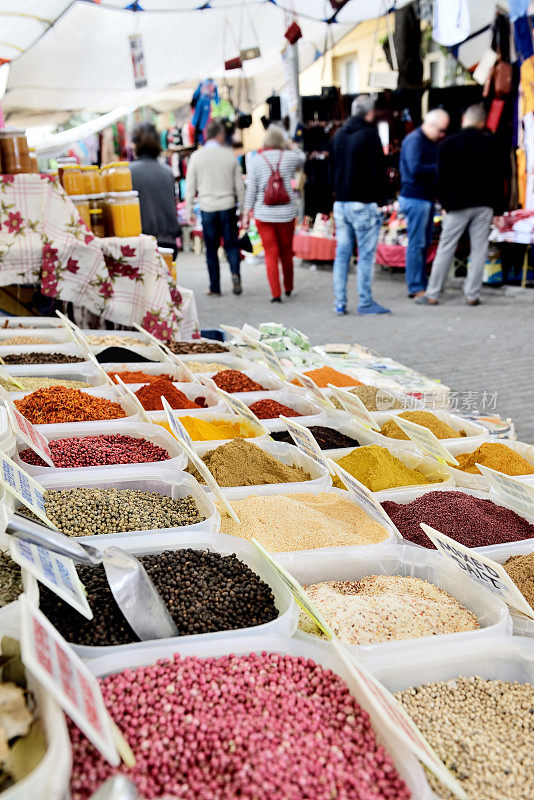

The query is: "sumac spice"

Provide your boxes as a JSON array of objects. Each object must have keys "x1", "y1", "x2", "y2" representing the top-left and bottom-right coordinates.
[
  {"x1": 382, "y1": 490, "x2": 534, "y2": 548},
  {"x1": 19, "y1": 434, "x2": 170, "y2": 469},
  {"x1": 248, "y1": 399, "x2": 301, "y2": 419},
  {"x1": 14, "y1": 386, "x2": 126, "y2": 424},
  {"x1": 134, "y1": 378, "x2": 202, "y2": 411},
  {"x1": 212, "y1": 369, "x2": 265, "y2": 393}
]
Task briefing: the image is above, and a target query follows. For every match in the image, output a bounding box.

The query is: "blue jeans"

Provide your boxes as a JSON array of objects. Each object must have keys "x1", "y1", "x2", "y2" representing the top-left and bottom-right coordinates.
[
  {"x1": 201, "y1": 207, "x2": 240, "y2": 293},
  {"x1": 399, "y1": 196, "x2": 434, "y2": 294},
  {"x1": 333, "y1": 201, "x2": 381, "y2": 308}
]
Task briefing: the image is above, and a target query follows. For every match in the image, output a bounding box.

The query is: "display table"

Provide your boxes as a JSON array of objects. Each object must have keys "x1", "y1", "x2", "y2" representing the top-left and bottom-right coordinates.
[
  {"x1": 0, "y1": 174, "x2": 199, "y2": 339},
  {"x1": 293, "y1": 231, "x2": 337, "y2": 261},
  {"x1": 376, "y1": 243, "x2": 437, "y2": 269}
]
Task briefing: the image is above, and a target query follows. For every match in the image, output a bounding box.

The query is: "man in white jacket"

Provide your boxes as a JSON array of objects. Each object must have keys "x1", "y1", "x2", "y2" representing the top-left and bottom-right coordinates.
[{"x1": 186, "y1": 120, "x2": 245, "y2": 295}]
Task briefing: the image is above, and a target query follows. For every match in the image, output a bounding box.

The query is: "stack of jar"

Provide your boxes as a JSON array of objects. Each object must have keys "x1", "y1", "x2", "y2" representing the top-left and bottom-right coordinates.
[{"x1": 61, "y1": 160, "x2": 141, "y2": 238}]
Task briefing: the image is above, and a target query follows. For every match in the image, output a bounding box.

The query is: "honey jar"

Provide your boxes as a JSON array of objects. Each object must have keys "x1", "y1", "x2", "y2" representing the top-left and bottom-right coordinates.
[
  {"x1": 103, "y1": 161, "x2": 132, "y2": 192},
  {"x1": 81, "y1": 165, "x2": 103, "y2": 194},
  {"x1": 107, "y1": 191, "x2": 142, "y2": 237},
  {"x1": 62, "y1": 165, "x2": 85, "y2": 195},
  {"x1": 0, "y1": 128, "x2": 30, "y2": 174}
]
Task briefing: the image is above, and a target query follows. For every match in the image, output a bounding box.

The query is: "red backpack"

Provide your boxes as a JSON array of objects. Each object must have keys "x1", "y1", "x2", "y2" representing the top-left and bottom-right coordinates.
[{"x1": 261, "y1": 151, "x2": 290, "y2": 206}]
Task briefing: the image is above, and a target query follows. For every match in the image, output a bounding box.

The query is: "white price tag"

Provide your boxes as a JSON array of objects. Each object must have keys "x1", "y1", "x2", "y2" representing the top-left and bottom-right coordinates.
[
  {"x1": 86, "y1": 352, "x2": 115, "y2": 387},
  {"x1": 420, "y1": 522, "x2": 534, "y2": 619},
  {"x1": 133, "y1": 324, "x2": 194, "y2": 379},
  {"x1": 0, "y1": 366, "x2": 25, "y2": 391},
  {"x1": 220, "y1": 324, "x2": 245, "y2": 342},
  {"x1": 0, "y1": 453, "x2": 57, "y2": 529},
  {"x1": 392, "y1": 415, "x2": 459, "y2": 466},
  {"x1": 212, "y1": 386, "x2": 266, "y2": 431},
  {"x1": 3, "y1": 400, "x2": 54, "y2": 467},
  {"x1": 327, "y1": 384, "x2": 380, "y2": 430},
  {"x1": 252, "y1": 539, "x2": 467, "y2": 800},
  {"x1": 113, "y1": 374, "x2": 151, "y2": 423},
  {"x1": 241, "y1": 332, "x2": 286, "y2": 380},
  {"x1": 161, "y1": 397, "x2": 240, "y2": 523},
  {"x1": 476, "y1": 463, "x2": 534, "y2": 518},
  {"x1": 279, "y1": 416, "x2": 330, "y2": 472},
  {"x1": 10, "y1": 537, "x2": 92, "y2": 619},
  {"x1": 290, "y1": 371, "x2": 334, "y2": 408},
  {"x1": 55, "y1": 311, "x2": 92, "y2": 357},
  {"x1": 328, "y1": 458, "x2": 400, "y2": 538},
  {"x1": 20, "y1": 596, "x2": 120, "y2": 765}
]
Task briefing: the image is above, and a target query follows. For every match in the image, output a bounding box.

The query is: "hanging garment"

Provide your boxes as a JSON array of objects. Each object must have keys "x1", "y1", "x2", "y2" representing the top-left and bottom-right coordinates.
[
  {"x1": 433, "y1": 0, "x2": 470, "y2": 46},
  {"x1": 191, "y1": 79, "x2": 219, "y2": 143}
]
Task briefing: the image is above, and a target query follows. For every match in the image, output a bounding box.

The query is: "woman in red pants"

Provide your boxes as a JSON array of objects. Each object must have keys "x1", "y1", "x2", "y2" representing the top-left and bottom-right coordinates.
[{"x1": 243, "y1": 126, "x2": 305, "y2": 302}]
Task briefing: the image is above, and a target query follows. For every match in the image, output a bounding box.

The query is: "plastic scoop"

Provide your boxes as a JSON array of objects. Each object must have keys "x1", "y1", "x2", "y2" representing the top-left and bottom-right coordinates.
[
  {"x1": 6, "y1": 514, "x2": 178, "y2": 641},
  {"x1": 89, "y1": 776, "x2": 138, "y2": 800}
]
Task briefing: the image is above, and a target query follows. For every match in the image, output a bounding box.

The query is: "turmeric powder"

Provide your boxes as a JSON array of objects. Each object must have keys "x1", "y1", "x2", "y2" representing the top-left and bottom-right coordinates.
[
  {"x1": 380, "y1": 410, "x2": 465, "y2": 441},
  {"x1": 333, "y1": 445, "x2": 436, "y2": 492},
  {"x1": 156, "y1": 416, "x2": 260, "y2": 442},
  {"x1": 455, "y1": 442, "x2": 534, "y2": 476}
]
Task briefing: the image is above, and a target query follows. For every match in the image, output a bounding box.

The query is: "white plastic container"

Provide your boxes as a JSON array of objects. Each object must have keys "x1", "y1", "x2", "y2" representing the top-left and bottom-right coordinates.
[
  {"x1": 241, "y1": 388, "x2": 324, "y2": 431},
  {"x1": 209, "y1": 365, "x2": 285, "y2": 400},
  {"x1": 0, "y1": 343, "x2": 90, "y2": 375},
  {"x1": 12, "y1": 419, "x2": 187, "y2": 476},
  {"x1": 150, "y1": 409, "x2": 269, "y2": 446},
  {"x1": 197, "y1": 438, "x2": 332, "y2": 495},
  {"x1": 178, "y1": 352, "x2": 255, "y2": 372},
  {"x1": 3, "y1": 467, "x2": 219, "y2": 550},
  {"x1": 443, "y1": 439, "x2": 534, "y2": 491},
  {"x1": 0, "y1": 328, "x2": 71, "y2": 346},
  {"x1": 27, "y1": 532, "x2": 298, "y2": 660},
  {"x1": 102, "y1": 359, "x2": 192, "y2": 383},
  {"x1": 286, "y1": 543, "x2": 511, "y2": 656},
  {"x1": 0, "y1": 600, "x2": 71, "y2": 800},
  {"x1": 351, "y1": 409, "x2": 488, "y2": 452},
  {"x1": 84, "y1": 635, "x2": 432, "y2": 799},
  {"x1": 0, "y1": 316, "x2": 63, "y2": 328},
  {"x1": 121, "y1": 381, "x2": 223, "y2": 416},
  {"x1": 0, "y1": 405, "x2": 16, "y2": 456}
]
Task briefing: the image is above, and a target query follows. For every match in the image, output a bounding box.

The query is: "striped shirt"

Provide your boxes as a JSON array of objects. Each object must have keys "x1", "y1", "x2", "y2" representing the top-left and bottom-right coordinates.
[{"x1": 244, "y1": 148, "x2": 305, "y2": 223}]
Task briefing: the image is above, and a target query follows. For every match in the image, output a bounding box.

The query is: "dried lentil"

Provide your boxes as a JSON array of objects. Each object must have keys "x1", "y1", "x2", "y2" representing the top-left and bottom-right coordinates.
[
  {"x1": 0, "y1": 550, "x2": 22, "y2": 607},
  {"x1": 299, "y1": 576, "x2": 478, "y2": 645},
  {"x1": 333, "y1": 445, "x2": 434, "y2": 492},
  {"x1": 20, "y1": 488, "x2": 204, "y2": 536},
  {"x1": 14, "y1": 386, "x2": 126, "y2": 424},
  {"x1": 331, "y1": 385, "x2": 403, "y2": 412},
  {"x1": 247, "y1": 399, "x2": 301, "y2": 419},
  {"x1": 189, "y1": 439, "x2": 310, "y2": 487},
  {"x1": 382, "y1": 490, "x2": 534, "y2": 548},
  {"x1": 19, "y1": 434, "x2": 170, "y2": 469},
  {"x1": 217, "y1": 492, "x2": 389, "y2": 550},
  {"x1": 503, "y1": 552, "x2": 534, "y2": 607},
  {"x1": 212, "y1": 369, "x2": 265, "y2": 392},
  {"x1": 134, "y1": 378, "x2": 201, "y2": 411},
  {"x1": 0, "y1": 376, "x2": 91, "y2": 391},
  {"x1": 69, "y1": 651, "x2": 410, "y2": 800},
  {"x1": 396, "y1": 676, "x2": 534, "y2": 800},
  {"x1": 1, "y1": 352, "x2": 84, "y2": 365},
  {"x1": 455, "y1": 442, "x2": 534, "y2": 475},
  {"x1": 271, "y1": 425, "x2": 360, "y2": 450},
  {"x1": 380, "y1": 410, "x2": 465, "y2": 440},
  {"x1": 165, "y1": 340, "x2": 228, "y2": 354},
  {"x1": 39, "y1": 548, "x2": 278, "y2": 646}
]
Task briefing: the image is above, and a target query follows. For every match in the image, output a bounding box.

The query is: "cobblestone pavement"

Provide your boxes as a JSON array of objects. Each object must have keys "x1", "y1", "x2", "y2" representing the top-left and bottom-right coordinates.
[{"x1": 178, "y1": 251, "x2": 534, "y2": 442}]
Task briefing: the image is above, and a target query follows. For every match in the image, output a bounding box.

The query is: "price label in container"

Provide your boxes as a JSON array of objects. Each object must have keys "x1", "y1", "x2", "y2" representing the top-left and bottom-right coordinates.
[
  {"x1": 327, "y1": 384, "x2": 380, "y2": 431},
  {"x1": 279, "y1": 416, "x2": 330, "y2": 472},
  {"x1": 212, "y1": 386, "x2": 265, "y2": 431},
  {"x1": 133, "y1": 324, "x2": 194, "y2": 380},
  {"x1": 3, "y1": 400, "x2": 54, "y2": 467},
  {"x1": 241, "y1": 332, "x2": 286, "y2": 380},
  {"x1": 328, "y1": 458, "x2": 400, "y2": 539},
  {"x1": 20, "y1": 596, "x2": 120, "y2": 765},
  {"x1": 290, "y1": 371, "x2": 334, "y2": 408},
  {"x1": 0, "y1": 453, "x2": 57, "y2": 529},
  {"x1": 161, "y1": 397, "x2": 240, "y2": 523},
  {"x1": 113, "y1": 374, "x2": 151, "y2": 423},
  {"x1": 86, "y1": 352, "x2": 115, "y2": 387},
  {"x1": 392, "y1": 415, "x2": 459, "y2": 466},
  {"x1": 251, "y1": 539, "x2": 467, "y2": 800},
  {"x1": 475, "y1": 463, "x2": 534, "y2": 519},
  {"x1": 420, "y1": 522, "x2": 534, "y2": 619},
  {"x1": 9, "y1": 537, "x2": 93, "y2": 619},
  {"x1": 220, "y1": 325, "x2": 245, "y2": 342}
]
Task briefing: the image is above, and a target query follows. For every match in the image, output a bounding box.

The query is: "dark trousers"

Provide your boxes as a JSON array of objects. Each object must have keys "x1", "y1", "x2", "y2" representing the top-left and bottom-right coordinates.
[{"x1": 201, "y1": 207, "x2": 240, "y2": 293}]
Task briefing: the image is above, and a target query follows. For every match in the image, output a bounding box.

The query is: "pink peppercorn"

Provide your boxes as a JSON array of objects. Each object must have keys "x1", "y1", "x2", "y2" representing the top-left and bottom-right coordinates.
[
  {"x1": 19, "y1": 434, "x2": 170, "y2": 469},
  {"x1": 69, "y1": 651, "x2": 410, "y2": 800}
]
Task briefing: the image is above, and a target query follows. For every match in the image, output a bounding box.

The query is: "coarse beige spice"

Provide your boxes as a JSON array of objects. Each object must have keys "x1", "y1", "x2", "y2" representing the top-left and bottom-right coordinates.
[
  {"x1": 217, "y1": 492, "x2": 389, "y2": 550},
  {"x1": 380, "y1": 410, "x2": 465, "y2": 440},
  {"x1": 299, "y1": 575, "x2": 478, "y2": 645},
  {"x1": 331, "y1": 385, "x2": 403, "y2": 412},
  {"x1": 0, "y1": 335, "x2": 53, "y2": 345},
  {"x1": 0, "y1": 376, "x2": 92, "y2": 392},
  {"x1": 189, "y1": 439, "x2": 310, "y2": 487},
  {"x1": 184, "y1": 361, "x2": 230, "y2": 373},
  {"x1": 503, "y1": 552, "x2": 534, "y2": 607},
  {"x1": 396, "y1": 676, "x2": 534, "y2": 800},
  {"x1": 86, "y1": 335, "x2": 149, "y2": 347}
]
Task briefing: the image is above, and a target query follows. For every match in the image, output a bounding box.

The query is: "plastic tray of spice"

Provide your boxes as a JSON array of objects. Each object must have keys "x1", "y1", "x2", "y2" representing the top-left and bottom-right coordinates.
[
  {"x1": 194, "y1": 438, "x2": 332, "y2": 495},
  {"x1": 436, "y1": 438, "x2": 534, "y2": 491},
  {"x1": 361, "y1": 635, "x2": 534, "y2": 800},
  {"x1": 286, "y1": 542, "x2": 511, "y2": 656},
  {"x1": 177, "y1": 352, "x2": 256, "y2": 371},
  {"x1": 378, "y1": 484, "x2": 534, "y2": 561},
  {"x1": 151, "y1": 408, "x2": 269, "y2": 446},
  {"x1": 0, "y1": 316, "x2": 64, "y2": 329},
  {"x1": 123, "y1": 381, "x2": 223, "y2": 414},
  {"x1": 0, "y1": 604, "x2": 72, "y2": 800},
  {"x1": 0, "y1": 342, "x2": 89, "y2": 371},
  {"x1": 103, "y1": 360, "x2": 193, "y2": 384},
  {"x1": 208, "y1": 365, "x2": 286, "y2": 399},
  {"x1": 26, "y1": 532, "x2": 299, "y2": 660},
  {"x1": 11, "y1": 386, "x2": 140, "y2": 430},
  {"x1": 0, "y1": 365, "x2": 103, "y2": 391},
  {"x1": 241, "y1": 389, "x2": 324, "y2": 429},
  {"x1": 0, "y1": 328, "x2": 72, "y2": 347},
  {"x1": 11, "y1": 419, "x2": 188, "y2": 476},
  {"x1": 80, "y1": 633, "x2": 431, "y2": 800},
  {"x1": 2, "y1": 467, "x2": 219, "y2": 550}
]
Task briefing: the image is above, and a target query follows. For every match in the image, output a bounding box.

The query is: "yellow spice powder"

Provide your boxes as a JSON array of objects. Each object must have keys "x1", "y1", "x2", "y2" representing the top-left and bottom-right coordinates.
[
  {"x1": 333, "y1": 445, "x2": 435, "y2": 492},
  {"x1": 455, "y1": 442, "x2": 534, "y2": 475},
  {"x1": 156, "y1": 416, "x2": 258, "y2": 442},
  {"x1": 380, "y1": 410, "x2": 465, "y2": 440}
]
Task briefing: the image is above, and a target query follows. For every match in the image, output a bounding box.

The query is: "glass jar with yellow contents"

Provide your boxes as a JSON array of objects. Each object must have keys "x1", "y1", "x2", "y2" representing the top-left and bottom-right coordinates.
[
  {"x1": 62, "y1": 165, "x2": 85, "y2": 195},
  {"x1": 81, "y1": 165, "x2": 103, "y2": 194},
  {"x1": 70, "y1": 195, "x2": 91, "y2": 229},
  {"x1": 107, "y1": 191, "x2": 142, "y2": 237},
  {"x1": 103, "y1": 161, "x2": 132, "y2": 192}
]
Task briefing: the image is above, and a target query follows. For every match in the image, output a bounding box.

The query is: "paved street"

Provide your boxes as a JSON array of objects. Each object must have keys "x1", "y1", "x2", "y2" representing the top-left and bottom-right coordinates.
[{"x1": 178, "y1": 251, "x2": 534, "y2": 442}]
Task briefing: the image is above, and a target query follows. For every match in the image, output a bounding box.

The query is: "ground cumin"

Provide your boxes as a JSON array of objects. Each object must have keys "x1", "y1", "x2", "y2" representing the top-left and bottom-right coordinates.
[
  {"x1": 455, "y1": 442, "x2": 534, "y2": 476},
  {"x1": 503, "y1": 553, "x2": 534, "y2": 607},
  {"x1": 188, "y1": 439, "x2": 311, "y2": 487},
  {"x1": 333, "y1": 444, "x2": 435, "y2": 492},
  {"x1": 380, "y1": 410, "x2": 465, "y2": 440},
  {"x1": 331, "y1": 385, "x2": 403, "y2": 412}
]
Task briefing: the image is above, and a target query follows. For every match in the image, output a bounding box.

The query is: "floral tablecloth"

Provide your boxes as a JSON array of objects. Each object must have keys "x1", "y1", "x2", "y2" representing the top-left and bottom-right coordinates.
[{"x1": 0, "y1": 174, "x2": 199, "y2": 340}]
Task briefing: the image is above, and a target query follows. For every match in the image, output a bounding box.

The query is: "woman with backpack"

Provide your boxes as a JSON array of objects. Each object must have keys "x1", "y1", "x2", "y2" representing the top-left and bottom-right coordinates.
[{"x1": 243, "y1": 126, "x2": 305, "y2": 302}]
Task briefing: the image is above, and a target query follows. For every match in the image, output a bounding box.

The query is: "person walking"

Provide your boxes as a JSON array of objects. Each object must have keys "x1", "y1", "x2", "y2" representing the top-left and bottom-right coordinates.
[
  {"x1": 399, "y1": 109, "x2": 450, "y2": 298},
  {"x1": 186, "y1": 120, "x2": 244, "y2": 296},
  {"x1": 417, "y1": 105, "x2": 503, "y2": 306},
  {"x1": 330, "y1": 95, "x2": 390, "y2": 316},
  {"x1": 243, "y1": 126, "x2": 305, "y2": 302},
  {"x1": 131, "y1": 123, "x2": 179, "y2": 255}
]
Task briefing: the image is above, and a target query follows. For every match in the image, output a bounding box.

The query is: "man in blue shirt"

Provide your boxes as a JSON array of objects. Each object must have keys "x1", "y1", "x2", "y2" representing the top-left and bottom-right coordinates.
[{"x1": 399, "y1": 109, "x2": 450, "y2": 298}]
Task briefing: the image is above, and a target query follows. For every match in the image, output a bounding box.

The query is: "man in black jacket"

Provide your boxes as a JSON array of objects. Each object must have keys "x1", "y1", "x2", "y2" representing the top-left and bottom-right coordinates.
[
  {"x1": 330, "y1": 95, "x2": 390, "y2": 315},
  {"x1": 417, "y1": 105, "x2": 503, "y2": 306}
]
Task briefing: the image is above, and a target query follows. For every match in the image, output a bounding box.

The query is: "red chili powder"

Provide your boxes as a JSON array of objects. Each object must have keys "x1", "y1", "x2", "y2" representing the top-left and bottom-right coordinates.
[
  {"x1": 134, "y1": 378, "x2": 201, "y2": 411},
  {"x1": 248, "y1": 399, "x2": 301, "y2": 419},
  {"x1": 212, "y1": 369, "x2": 265, "y2": 393},
  {"x1": 108, "y1": 370, "x2": 174, "y2": 384}
]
